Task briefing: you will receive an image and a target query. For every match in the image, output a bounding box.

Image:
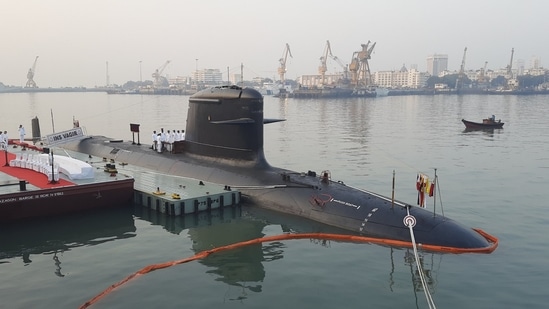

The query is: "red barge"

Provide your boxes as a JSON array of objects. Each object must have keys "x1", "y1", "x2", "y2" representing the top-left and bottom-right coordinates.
[{"x1": 0, "y1": 140, "x2": 134, "y2": 222}]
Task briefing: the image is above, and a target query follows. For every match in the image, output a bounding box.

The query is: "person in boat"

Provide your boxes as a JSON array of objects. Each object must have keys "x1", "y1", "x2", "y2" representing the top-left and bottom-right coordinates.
[{"x1": 491, "y1": 115, "x2": 496, "y2": 122}]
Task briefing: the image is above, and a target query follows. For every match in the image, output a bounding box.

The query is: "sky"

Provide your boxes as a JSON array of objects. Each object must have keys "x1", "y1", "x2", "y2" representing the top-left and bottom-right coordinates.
[{"x1": 1, "y1": 0, "x2": 547, "y2": 88}]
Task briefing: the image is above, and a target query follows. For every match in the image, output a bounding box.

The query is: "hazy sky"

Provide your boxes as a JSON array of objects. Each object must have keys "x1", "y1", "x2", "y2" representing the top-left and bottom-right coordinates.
[{"x1": 2, "y1": 0, "x2": 546, "y2": 87}]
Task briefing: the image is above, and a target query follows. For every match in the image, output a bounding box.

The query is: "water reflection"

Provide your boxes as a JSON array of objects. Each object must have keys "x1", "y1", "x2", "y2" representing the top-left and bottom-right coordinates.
[
  {"x1": 0, "y1": 207, "x2": 136, "y2": 270},
  {"x1": 53, "y1": 252, "x2": 64, "y2": 277},
  {"x1": 137, "y1": 203, "x2": 442, "y2": 304},
  {"x1": 462, "y1": 127, "x2": 504, "y2": 139},
  {"x1": 134, "y1": 203, "x2": 244, "y2": 235}
]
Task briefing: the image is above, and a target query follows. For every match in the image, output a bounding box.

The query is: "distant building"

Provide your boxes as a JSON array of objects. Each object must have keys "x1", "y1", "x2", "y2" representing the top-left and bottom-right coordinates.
[
  {"x1": 427, "y1": 54, "x2": 448, "y2": 76},
  {"x1": 193, "y1": 69, "x2": 223, "y2": 85},
  {"x1": 297, "y1": 74, "x2": 344, "y2": 87},
  {"x1": 168, "y1": 76, "x2": 191, "y2": 88},
  {"x1": 373, "y1": 67, "x2": 428, "y2": 89},
  {"x1": 524, "y1": 68, "x2": 546, "y2": 76},
  {"x1": 230, "y1": 74, "x2": 243, "y2": 85},
  {"x1": 530, "y1": 56, "x2": 541, "y2": 69}
]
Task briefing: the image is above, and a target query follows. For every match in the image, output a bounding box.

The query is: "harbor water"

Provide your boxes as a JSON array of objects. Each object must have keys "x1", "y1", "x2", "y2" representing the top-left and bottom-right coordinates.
[{"x1": 0, "y1": 91, "x2": 548, "y2": 308}]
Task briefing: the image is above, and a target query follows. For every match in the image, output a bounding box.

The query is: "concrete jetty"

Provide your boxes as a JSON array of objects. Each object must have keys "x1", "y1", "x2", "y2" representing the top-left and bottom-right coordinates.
[{"x1": 63, "y1": 150, "x2": 241, "y2": 216}]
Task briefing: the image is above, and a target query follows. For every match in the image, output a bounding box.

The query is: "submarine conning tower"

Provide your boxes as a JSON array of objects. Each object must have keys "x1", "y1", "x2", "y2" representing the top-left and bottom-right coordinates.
[{"x1": 186, "y1": 85, "x2": 282, "y2": 166}]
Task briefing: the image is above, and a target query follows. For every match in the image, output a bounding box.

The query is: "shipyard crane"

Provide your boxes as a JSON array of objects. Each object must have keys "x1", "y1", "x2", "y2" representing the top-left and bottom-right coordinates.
[
  {"x1": 506, "y1": 48, "x2": 518, "y2": 90},
  {"x1": 318, "y1": 40, "x2": 333, "y2": 86},
  {"x1": 349, "y1": 52, "x2": 360, "y2": 85},
  {"x1": 152, "y1": 60, "x2": 171, "y2": 88},
  {"x1": 478, "y1": 61, "x2": 488, "y2": 83},
  {"x1": 330, "y1": 55, "x2": 350, "y2": 81},
  {"x1": 25, "y1": 56, "x2": 39, "y2": 88},
  {"x1": 455, "y1": 47, "x2": 467, "y2": 90},
  {"x1": 349, "y1": 41, "x2": 376, "y2": 88},
  {"x1": 506, "y1": 48, "x2": 514, "y2": 78},
  {"x1": 277, "y1": 43, "x2": 292, "y2": 84}
]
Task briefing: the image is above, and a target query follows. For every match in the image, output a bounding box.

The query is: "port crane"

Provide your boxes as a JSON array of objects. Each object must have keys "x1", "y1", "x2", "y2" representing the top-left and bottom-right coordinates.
[
  {"x1": 506, "y1": 48, "x2": 514, "y2": 78},
  {"x1": 25, "y1": 56, "x2": 39, "y2": 88},
  {"x1": 318, "y1": 40, "x2": 333, "y2": 86},
  {"x1": 277, "y1": 43, "x2": 292, "y2": 84},
  {"x1": 455, "y1": 47, "x2": 467, "y2": 90},
  {"x1": 330, "y1": 55, "x2": 350, "y2": 82},
  {"x1": 505, "y1": 48, "x2": 518, "y2": 90},
  {"x1": 349, "y1": 41, "x2": 376, "y2": 88},
  {"x1": 478, "y1": 61, "x2": 488, "y2": 84},
  {"x1": 152, "y1": 60, "x2": 171, "y2": 88}
]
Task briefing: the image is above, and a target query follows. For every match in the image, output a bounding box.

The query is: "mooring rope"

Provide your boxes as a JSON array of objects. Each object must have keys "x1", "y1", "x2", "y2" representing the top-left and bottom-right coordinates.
[{"x1": 404, "y1": 206, "x2": 437, "y2": 309}]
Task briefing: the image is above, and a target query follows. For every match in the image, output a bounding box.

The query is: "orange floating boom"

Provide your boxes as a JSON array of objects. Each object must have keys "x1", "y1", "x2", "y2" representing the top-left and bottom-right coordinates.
[{"x1": 79, "y1": 229, "x2": 497, "y2": 309}]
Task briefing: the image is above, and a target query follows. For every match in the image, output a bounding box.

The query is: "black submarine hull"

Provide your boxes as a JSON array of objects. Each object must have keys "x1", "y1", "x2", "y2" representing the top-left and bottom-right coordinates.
[{"x1": 60, "y1": 86, "x2": 492, "y2": 250}]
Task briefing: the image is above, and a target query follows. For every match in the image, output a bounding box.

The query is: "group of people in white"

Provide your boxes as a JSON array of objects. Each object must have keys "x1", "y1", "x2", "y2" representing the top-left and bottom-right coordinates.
[
  {"x1": 0, "y1": 125, "x2": 26, "y2": 150},
  {"x1": 0, "y1": 130, "x2": 9, "y2": 150},
  {"x1": 152, "y1": 128, "x2": 185, "y2": 153}
]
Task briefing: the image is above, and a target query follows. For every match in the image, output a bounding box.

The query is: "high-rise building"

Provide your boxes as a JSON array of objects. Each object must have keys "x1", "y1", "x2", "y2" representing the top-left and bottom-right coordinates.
[{"x1": 427, "y1": 54, "x2": 448, "y2": 76}]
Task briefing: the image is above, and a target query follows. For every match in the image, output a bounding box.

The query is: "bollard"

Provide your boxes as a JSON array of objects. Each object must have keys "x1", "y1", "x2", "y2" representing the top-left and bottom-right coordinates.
[{"x1": 19, "y1": 180, "x2": 27, "y2": 191}]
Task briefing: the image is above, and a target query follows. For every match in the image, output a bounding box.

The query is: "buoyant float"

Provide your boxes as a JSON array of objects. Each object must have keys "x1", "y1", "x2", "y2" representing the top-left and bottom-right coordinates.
[{"x1": 61, "y1": 85, "x2": 497, "y2": 252}]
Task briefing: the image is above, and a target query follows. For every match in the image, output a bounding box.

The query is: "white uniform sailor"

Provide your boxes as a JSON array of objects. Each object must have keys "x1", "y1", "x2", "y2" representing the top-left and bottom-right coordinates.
[
  {"x1": 152, "y1": 130, "x2": 157, "y2": 150},
  {"x1": 165, "y1": 130, "x2": 171, "y2": 152},
  {"x1": 160, "y1": 128, "x2": 166, "y2": 152},
  {"x1": 169, "y1": 130, "x2": 176, "y2": 152},
  {"x1": 157, "y1": 133, "x2": 162, "y2": 153},
  {"x1": 18, "y1": 125, "x2": 25, "y2": 143}
]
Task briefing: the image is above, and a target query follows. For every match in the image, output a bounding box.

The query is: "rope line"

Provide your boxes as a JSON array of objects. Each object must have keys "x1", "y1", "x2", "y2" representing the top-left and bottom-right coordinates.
[
  {"x1": 78, "y1": 231, "x2": 498, "y2": 309},
  {"x1": 406, "y1": 207, "x2": 437, "y2": 309}
]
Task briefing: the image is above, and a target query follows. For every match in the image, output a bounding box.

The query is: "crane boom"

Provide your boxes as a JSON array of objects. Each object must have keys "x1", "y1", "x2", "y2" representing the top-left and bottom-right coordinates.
[
  {"x1": 25, "y1": 56, "x2": 39, "y2": 88},
  {"x1": 455, "y1": 47, "x2": 467, "y2": 90},
  {"x1": 277, "y1": 43, "x2": 292, "y2": 84},
  {"x1": 318, "y1": 40, "x2": 333, "y2": 86},
  {"x1": 330, "y1": 55, "x2": 349, "y2": 80},
  {"x1": 478, "y1": 61, "x2": 488, "y2": 83},
  {"x1": 506, "y1": 48, "x2": 514, "y2": 77},
  {"x1": 349, "y1": 41, "x2": 376, "y2": 87},
  {"x1": 152, "y1": 60, "x2": 171, "y2": 87}
]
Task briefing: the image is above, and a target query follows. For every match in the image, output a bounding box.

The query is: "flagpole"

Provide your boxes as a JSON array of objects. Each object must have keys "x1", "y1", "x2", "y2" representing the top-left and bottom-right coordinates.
[
  {"x1": 433, "y1": 168, "x2": 437, "y2": 217},
  {"x1": 391, "y1": 170, "x2": 395, "y2": 209},
  {"x1": 51, "y1": 109, "x2": 55, "y2": 133}
]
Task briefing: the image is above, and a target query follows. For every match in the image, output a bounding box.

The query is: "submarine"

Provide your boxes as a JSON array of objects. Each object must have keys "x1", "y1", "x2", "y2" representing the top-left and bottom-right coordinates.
[{"x1": 60, "y1": 85, "x2": 496, "y2": 251}]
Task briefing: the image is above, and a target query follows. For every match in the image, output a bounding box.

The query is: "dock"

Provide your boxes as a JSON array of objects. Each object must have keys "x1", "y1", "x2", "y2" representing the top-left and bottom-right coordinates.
[
  {"x1": 59, "y1": 148, "x2": 241, "y2": 215},
  {"x1": 122, "y1": 165, "x2": 240, "y2": 216},
  {"x1": 1, "y1": 141, "x2": 241, "y2": 221}
]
